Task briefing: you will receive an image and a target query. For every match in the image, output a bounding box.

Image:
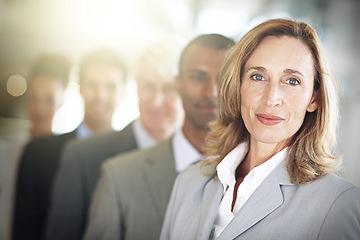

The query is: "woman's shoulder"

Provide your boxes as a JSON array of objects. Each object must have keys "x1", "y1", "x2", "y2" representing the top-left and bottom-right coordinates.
[
  {"x1": 305, "y1": 173, "x2": 360, "y2": 201},
  {"x1": 312, "y1": 174, "x2": 360, "y2": 238},
  {"x1": 315, "y1": 173, "x2": 358, "y2": 190}
]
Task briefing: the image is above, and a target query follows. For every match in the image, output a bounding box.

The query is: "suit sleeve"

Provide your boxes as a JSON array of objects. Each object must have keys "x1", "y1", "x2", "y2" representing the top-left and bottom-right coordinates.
[
  {"x1": 82, "y1": 161, "x2": 122, "y2": 240},
  {"x1": 45, "y1": 143, "x2": 87, "y2": 240},
  {"x1": 317, "y1": 186, "x2": 360, "y2": 240}
]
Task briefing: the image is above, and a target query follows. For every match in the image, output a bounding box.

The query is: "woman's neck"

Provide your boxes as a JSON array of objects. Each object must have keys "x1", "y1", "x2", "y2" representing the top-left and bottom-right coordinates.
[{"x1": 246, "y1": 137, "x2": 289, "y2": 170}]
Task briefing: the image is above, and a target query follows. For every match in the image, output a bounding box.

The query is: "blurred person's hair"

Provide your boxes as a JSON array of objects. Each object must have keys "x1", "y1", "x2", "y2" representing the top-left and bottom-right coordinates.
[
  {"x1": 203, "y1": 18, "x2": 340, "y2": 185},
  {"x1": 133, "y1": 38, "x2": 185, "y2": 83},
  {"x1": 178, "y1": 33, "x2": 235, "y2": 77},
  {"x1": 79, "y1": 48, "x2": 127, "y2": 83},
  {"x1": 28, "y1": 53, "x2": 72, "y2": 88}
]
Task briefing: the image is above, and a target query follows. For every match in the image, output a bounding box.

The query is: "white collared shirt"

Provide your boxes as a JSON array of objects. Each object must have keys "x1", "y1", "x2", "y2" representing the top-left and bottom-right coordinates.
[
  {"x1": 172, "y1": 129, "x2": 202, "y2": 173},
  {"x1": 211, "y1": 142, "x2": 287, "y2": 239},
  {"x1": 132, "y1": 119, "x2": 157, "y2": 149}
]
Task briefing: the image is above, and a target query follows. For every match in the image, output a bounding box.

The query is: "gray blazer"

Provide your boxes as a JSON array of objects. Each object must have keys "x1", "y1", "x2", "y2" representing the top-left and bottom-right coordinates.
[
  {"x1": 45, "y1": 122, "x2": 138, "y2": 240},
  {"x1": 83, "y1": 138, "x2": 177, "y2": 240},
  {"x1": 161, "y1": 162, "x2": 360, "y2": 240}
]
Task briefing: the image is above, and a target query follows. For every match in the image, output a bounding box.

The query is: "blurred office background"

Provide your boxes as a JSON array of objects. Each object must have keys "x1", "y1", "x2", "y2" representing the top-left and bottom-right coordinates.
[{"x1": 0, "y1": 0, "x2": 359, "y2": 186}]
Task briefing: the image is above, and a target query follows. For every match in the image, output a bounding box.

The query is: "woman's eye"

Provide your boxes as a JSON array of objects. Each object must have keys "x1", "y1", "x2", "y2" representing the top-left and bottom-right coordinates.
[
  {"x1": 251, "y1": 74, "x2": 264, "y2": 81},
  {"x1": 287, "y1": 78, "x2": 300, "y2": 85}
]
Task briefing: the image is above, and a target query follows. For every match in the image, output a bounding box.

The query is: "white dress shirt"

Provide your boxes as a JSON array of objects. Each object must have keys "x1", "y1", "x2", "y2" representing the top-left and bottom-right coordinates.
[
  {"x1": 132, "y1": 119, "x2": 157, "y2": 150},
  {"x1": 211, "y1": 142, "x2": 287, "y2": 239},
  {"x1": 172, "y1": 129, "x2": 202, "y2": 173}
]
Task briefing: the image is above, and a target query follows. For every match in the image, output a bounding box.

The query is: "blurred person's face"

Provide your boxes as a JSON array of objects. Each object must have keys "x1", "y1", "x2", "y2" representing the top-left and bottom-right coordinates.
[
  {"x1": 80, "y1": 64, "x2": 124, "y2": 130},
  {"x1": 240, "y1": 36, "x2": 318, "y2": 149},
  {"x1": 177, "y1": 44, "x2": 227, "y2": 130},
  {"x1": 25, "y1": 75, "x2": 65, "y2": 138},
  {"x1": 137, "y1": 64, "x2": 183, "y2": 137}
]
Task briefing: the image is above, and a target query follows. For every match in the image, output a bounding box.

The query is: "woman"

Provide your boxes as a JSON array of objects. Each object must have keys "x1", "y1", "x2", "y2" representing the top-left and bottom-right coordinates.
[{"x1": 160, "y1": 19, "x2": 360, "y2": 240}]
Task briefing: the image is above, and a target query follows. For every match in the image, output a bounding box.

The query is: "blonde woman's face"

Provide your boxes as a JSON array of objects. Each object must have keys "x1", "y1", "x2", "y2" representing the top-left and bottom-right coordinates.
[{"x1": 240, "y1": 36, "x2": 319, "y2": 147}]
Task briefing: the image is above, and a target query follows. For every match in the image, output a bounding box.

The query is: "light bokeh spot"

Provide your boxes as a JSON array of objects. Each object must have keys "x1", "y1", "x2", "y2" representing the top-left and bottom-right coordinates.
[{"x1": 7, "y1": 75, "x2": 27, "y2": 97}]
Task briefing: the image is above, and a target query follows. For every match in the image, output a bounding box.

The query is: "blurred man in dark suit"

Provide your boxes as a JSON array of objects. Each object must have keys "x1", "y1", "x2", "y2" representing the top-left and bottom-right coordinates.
[
  {"x1": 25, "y1": 53, "x2": 72, "y2": 139},
  {"x1": 12, "y1": 48, "x2": 127, "y2": 240}
]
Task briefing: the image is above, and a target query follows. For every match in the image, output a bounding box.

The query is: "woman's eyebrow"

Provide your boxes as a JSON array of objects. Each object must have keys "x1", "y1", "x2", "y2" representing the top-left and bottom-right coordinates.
[
  {"x1": 245, "y1": 66, "x2": 266, "y2": 73},
  {"x1": 284, "y1": 68, "x2": 304, "y2": 76},
  {"x1": 245, "y1": 67, "x2": 305, "y2": 77}
]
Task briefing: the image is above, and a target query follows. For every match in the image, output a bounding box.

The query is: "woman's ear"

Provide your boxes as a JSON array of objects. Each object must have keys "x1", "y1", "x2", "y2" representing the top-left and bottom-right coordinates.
[{"x1": 307, "y1": 90, "x2": 319, "y2": 112}]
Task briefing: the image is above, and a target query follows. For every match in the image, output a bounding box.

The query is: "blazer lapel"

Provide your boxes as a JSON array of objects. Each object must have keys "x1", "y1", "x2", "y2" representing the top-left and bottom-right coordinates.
[
  {"x1": 110, "y1": 121, "x2": 137, "y2": 154},
  {"x1": 218, "y1": 163, "x2": 290, "y2": 240},
  {"x1": 196, "y1": 174, "x2": 224, "y2": 240},
  {"x1": 143, "y1": 139, "x2": 177, "y2": 221}
]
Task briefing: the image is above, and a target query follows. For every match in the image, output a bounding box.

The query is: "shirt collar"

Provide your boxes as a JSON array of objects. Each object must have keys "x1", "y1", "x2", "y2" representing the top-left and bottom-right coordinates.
[
  {"x1": 76, "y1": 122, "x2": 93, "y2": 139},
  {"x1": 216, "y1": 142, "x2": 249, "y2": 189},
  {"x1": 132, "y1": 119, "x2": 157, "y2": 149},
  {"x1": 216, "y1": 142, "x2": 287, "y2": 191},
  {"x1": 172, "y1": 129, "x2": 202, "y2": 173}
]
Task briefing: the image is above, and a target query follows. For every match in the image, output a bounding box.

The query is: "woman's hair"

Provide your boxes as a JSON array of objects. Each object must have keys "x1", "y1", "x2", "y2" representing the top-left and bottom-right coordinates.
[{"x1": 203, "y1": 18, "x2": 340, "y2": 185}]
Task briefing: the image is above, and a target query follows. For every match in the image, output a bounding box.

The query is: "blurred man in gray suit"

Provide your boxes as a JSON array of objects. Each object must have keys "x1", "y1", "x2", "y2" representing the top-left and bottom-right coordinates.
[
  {"x1": 45, "y1": 40, "x2": 184, "y2": 240},
  {"x1": 83, "y1": 34, "x2": 235, "y2": 240}
]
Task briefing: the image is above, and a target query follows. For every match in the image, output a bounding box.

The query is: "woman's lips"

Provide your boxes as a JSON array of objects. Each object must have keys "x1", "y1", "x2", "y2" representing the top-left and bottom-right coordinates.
[{"x1": 256, "y1": 113, "x2": 284, "y2": 126}]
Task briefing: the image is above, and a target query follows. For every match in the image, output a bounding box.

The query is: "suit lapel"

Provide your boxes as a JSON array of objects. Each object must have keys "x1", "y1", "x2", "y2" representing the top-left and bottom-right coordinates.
[
  {"x1": 197, "y1": 175, "x2": 224, "y2": 240},
  {"x1": 110, "y1": 121, "x2": 137, "y2": 154},
  {"x1": 218, "y1": 163, "x2": 290, "y2": 240},
  {"x1": 143, "y1": 139, "x2": 177, "y2": 221}
]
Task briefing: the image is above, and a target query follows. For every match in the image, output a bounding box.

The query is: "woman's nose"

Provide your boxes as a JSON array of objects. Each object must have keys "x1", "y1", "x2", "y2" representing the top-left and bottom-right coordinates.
[{"x1": 261, "y1": 84, "x2": 282, "y2": 107}]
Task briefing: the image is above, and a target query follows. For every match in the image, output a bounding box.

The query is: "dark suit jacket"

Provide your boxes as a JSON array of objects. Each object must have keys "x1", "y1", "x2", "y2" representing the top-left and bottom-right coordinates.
[
  {"x1": 12, "y1": 130, "x2": 77, "y2": 240},
  {"x1": 45, "y1": 122, "x2": 138, "y2": 240}
]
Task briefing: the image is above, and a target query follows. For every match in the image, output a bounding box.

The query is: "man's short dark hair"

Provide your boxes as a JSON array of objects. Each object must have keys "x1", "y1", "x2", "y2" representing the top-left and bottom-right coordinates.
[{"x1": 178, "y1": 34, "x2": 235, "y2": 76}]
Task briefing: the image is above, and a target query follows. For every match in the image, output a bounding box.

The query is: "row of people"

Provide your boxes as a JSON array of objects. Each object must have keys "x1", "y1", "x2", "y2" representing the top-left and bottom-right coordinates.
[
  {"x1": 12, "y1": 33, "x2": 233, "y2": 239},
  {"x1": 12, "y1": 18, "x2": 360, "y2": 240}
]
